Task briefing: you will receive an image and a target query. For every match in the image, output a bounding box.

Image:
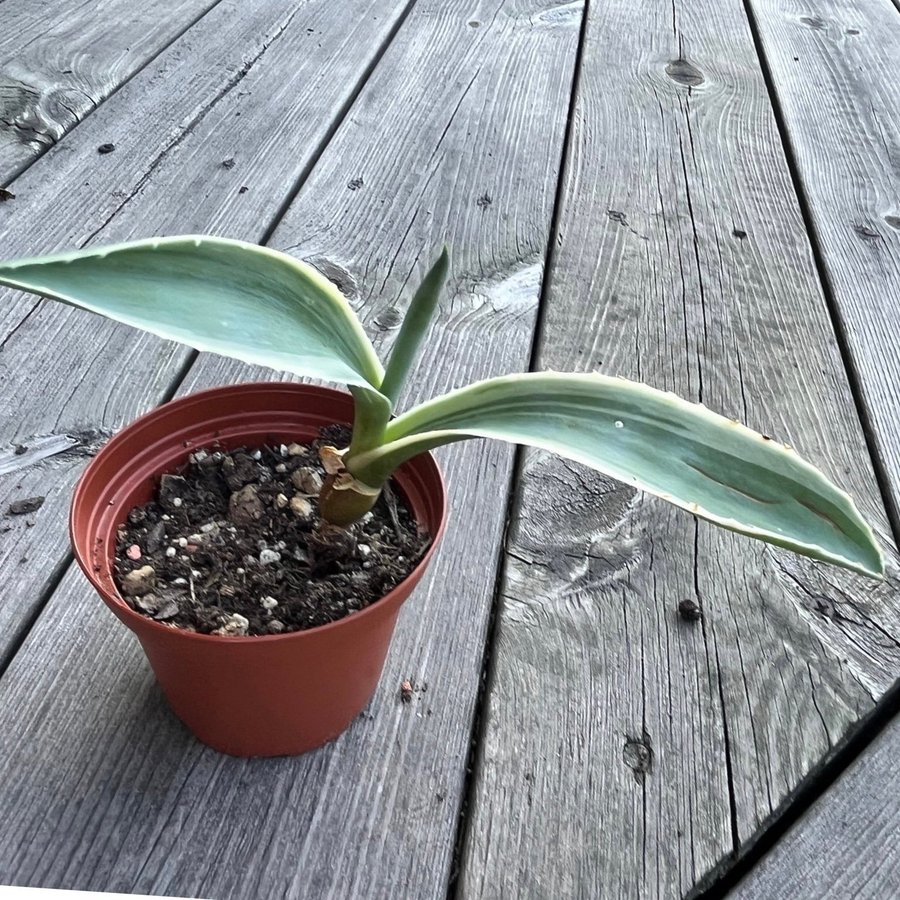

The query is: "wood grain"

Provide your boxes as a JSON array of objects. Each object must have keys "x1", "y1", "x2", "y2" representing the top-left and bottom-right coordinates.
[
  {"x1": 728, "y1": 1, "x2": 900, "y2": 892},
  {"x1": 732, "y1": 713, "x2": 900, "y2": 898},
  {"x1": 0, "y1": 0, "x2": 416, "y2": 665},
  {"x1": 0, "y1": 0, "x2": 583, "y2": 896},
  {"x1": 742, "y1": 0, "x2": 900, "y2": 514},
  {"x1": 458, "y1": 0, "x2": 900, "y2": 897},
  {"x1": 0, "y1": 0, "x2": 222, "y2": 182}
]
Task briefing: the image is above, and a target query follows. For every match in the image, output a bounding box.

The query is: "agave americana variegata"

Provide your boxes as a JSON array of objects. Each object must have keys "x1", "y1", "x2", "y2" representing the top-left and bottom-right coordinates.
[{"x1": 0, "y1": 236, "x2": 883, "y2": 578}]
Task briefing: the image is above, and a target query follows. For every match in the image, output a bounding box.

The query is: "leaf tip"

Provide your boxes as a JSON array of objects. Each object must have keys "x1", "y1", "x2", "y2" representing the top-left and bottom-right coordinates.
[{"x1": 435, "y1": 245, "x2": 451, "y2": 280}]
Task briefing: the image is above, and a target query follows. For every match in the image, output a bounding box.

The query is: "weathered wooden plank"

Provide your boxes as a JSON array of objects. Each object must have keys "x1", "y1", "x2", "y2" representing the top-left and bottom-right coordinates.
[
  {"x1": 745, "y1": 0, "x2": 900, "y2": 662},
  {"x1": 725, "y1": 2, "x2": 900, "y2": 894},
  {"x1": 0, "y1": 0, "x2": 222, "y2": 182},
  {"x1": 732, "y1": 713, "x2": 900, "y2": 898},
  {"x1": 0, "y1": 0, "x2": 417, "y2": 668},
  {"x1": 459, "y1": 0, "x2": 900, "y2": 897},
  {"x1": 740, "y1": 0, "x2": 900, "y2": 498},
  {"x1": 0, "y1": 0, "x2": 583, "y2": 897}
]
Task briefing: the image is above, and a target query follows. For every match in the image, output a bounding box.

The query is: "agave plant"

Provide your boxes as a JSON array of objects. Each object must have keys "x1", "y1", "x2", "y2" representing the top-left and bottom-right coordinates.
[{"x1": 0, "y1": 236, "x2": 884, "y2": 578}]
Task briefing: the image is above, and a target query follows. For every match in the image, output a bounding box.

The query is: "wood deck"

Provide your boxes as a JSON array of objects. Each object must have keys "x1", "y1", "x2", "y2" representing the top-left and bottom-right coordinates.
[{"x1": 0, "y1": 1, "x2": 897, "y2": 897}]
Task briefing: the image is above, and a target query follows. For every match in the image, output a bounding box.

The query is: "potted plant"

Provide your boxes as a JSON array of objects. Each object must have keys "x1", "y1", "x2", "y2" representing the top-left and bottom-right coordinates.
[{"x1": 0, "y1": 237, "x2": 883, "y2": 757}]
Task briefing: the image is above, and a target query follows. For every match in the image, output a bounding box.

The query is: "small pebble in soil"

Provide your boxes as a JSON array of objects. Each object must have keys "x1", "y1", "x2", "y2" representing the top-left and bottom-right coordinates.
[
  {"x1": 126, "y1": 544, "x2": 142, "y2": 560},
  {"x1": 114, "y1": 436, "x2": 429, "y2": 636},
  {"x1": 121, "y1": 566, "x2": 156, "y2": 597},
  {"x1": 230, "y1": 484, "x2": 264, "y2": 525},
  {"x1": 678, "y1": 598, "x2": 702, "y2": 622},
  {"x1": 291, "y1": 467, "x2": 322, "y2": 494},
  {"x1": 259, "y1": 548, "x2": 281, "y2": 565},
  {"x1": 97, "y1": 143, "x2": 116, "y2": 154},
  {"x1": 214, "y1": 613, "x2": 249, "y2": 636},
  {"x1": 290, "y1": 496, "x2": 313, "y2": 520}
]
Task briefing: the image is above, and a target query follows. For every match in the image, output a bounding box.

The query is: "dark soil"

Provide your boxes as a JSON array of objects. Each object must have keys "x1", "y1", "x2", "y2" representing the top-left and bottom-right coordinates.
[{"x1": 114, "y1": 430, "x2": 430, "y2": 636}]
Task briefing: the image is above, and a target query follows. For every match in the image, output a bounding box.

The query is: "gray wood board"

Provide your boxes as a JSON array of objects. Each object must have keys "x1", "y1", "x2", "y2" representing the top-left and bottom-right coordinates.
[
  {"x1": 731, "y1": 712, "x2": 900, "y2": 898},
  {"x1": 459, "y1": 0, "x2": 900, "y2": 897},
  {"x1": 742, "y1": 0, "x2": 900, "y2": 518},
  {"x1": 0, "y1": 0, "x2": 417, "y2": 667},
  {"x1": 728, "y1": 0, "x2": 900, "y2": 892},
  {"x1": 0, "y1": 0, "x2": 583, "y2": 896},
  {"x1": 0, "y1": 0, "x2": 222, "y2": 182}
]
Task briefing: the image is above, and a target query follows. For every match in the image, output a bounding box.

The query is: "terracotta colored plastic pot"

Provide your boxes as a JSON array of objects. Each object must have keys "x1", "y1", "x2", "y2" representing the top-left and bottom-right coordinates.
[{"x1": 70, "y1": 383, "x2": 447, "y2": 757}]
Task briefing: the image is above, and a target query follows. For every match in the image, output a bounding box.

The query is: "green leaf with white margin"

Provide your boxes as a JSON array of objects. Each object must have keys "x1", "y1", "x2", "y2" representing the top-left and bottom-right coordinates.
[
  {"x1": 347, "y1": 372, "x2": 884, "y2": 578},
  {"x1": 0, "y1": 235, "x2": 385, "y2": 391}
]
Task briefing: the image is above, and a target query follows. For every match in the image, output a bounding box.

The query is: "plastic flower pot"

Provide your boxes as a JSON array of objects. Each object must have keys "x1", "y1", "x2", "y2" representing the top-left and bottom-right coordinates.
[{"x1": 70, "y1": 382, "x2": 447, "y2": 757}]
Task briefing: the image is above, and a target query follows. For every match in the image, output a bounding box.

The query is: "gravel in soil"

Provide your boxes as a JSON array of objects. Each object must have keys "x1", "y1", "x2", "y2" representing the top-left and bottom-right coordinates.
[{"x1": 114, "y1": 430, "x2": 430, "y2": 636}]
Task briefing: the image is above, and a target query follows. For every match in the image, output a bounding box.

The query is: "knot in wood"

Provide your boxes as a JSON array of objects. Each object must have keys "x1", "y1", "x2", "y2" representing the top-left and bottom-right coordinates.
[
  {"x1": 853, "y1": 223, "x2": 881, "y2": 242},
  {"x1": 665, "y1": 58, "x2": 704, "y2": 87},
  {"x1": 623, "y1": 733, "x2": 653, "y2": 784},
  {"x1": 374, "y1": 306, "x2": 402, "y2": 329}
]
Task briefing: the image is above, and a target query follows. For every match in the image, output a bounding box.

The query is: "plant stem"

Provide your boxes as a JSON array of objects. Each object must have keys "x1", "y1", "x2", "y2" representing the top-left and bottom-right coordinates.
[{"x1": 346, "y1": 386, "x2": 392, "y2": 458}]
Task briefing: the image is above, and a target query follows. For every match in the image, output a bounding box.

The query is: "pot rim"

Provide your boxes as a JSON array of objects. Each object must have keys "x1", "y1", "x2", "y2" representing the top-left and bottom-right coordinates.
[{"x1": 70, "y1": 382, "x2": 448, "y2": 646}]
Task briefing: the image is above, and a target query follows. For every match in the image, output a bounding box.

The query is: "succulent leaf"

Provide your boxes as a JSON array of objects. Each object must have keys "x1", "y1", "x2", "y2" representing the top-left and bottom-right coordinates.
[
  {"x1": 347, "y1": 372, "x2": 883, "y2": 578},
  {"x1": 0, "y1": 235, "x2": 385, "y2": 392},
  {"x1": 0, "y1": 234, "x2": 882, "y2": 577},
  {"x1": 379, "y1": 247, "x2": 450, "y2": 406}
]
